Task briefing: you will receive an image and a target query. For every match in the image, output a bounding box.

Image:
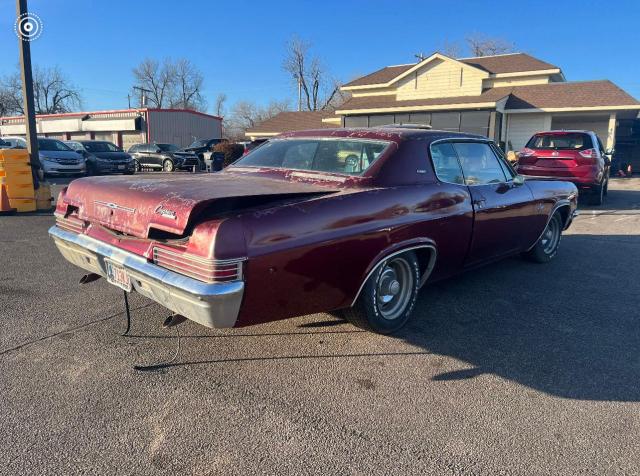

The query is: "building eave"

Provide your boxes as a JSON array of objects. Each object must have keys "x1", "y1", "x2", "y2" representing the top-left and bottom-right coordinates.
[
  {"x1": 335, "y1": 102, "x2": 499, "y2": 115},
  {"x1": 504, "y1": 105, "x2": 640, "y2": 113}
]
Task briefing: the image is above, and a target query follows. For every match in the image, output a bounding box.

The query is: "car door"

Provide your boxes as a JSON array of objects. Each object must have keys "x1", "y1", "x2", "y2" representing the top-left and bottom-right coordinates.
[{"x1": 452, "y1": 140, "x2": 536, "y2": 265}]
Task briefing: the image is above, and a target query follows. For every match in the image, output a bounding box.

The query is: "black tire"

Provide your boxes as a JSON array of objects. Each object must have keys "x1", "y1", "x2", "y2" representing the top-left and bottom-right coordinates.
[
  {"x1": 587, "y1": 181, "x2": 604, "y2": 205},
  {"x1": 86, "y1": 163, "x2": 97, "y2": 176},
  {"x1": 603, "y1": 175, "x2": 609, "y2": 196},
  {"x1": 163, "y1": 159, "x2": 175, "y2": 172},
  {"x1": 522, "y1": 212, "x2": 563, "y2": 263},
  {"x1": 343, "y1": 251, "x2": 420, "y2": 334}
]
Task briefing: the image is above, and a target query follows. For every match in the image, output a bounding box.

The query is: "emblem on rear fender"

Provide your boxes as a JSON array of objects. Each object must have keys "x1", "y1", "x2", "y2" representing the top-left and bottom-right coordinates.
[
  {"x1": 94, "y1": 200, "x2": 136, "y2": 213},
  {"x1": 155, "y1": 205, "x2": 177, "y2": 220}
]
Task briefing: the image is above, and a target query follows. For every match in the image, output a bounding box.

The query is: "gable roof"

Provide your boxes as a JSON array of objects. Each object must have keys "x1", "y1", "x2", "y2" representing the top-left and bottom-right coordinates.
[
  {"x1": 504, "y1": 80, "x2": 640, "y2": 110},
  {"x1": 458, "y1": 53, "x2": 559, "y2": 74},
  {"x1": 336, "y1": 89, "x2": 512, "y2": 113},
  {"x1": 245, "y1": 111, "x2": 336, "y2": 134},
  {"x1": 343, "y1": 52, "x2": 561, "y2": 88},
  {"x1": 343, "y1": 64, "x2": 416, "y2": 88}
]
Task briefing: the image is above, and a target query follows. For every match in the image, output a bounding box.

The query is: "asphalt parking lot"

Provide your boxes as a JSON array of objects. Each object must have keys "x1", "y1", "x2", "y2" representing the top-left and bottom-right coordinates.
[{"x1": 1, "y1": 177, "x2": 639, "y2": 475}]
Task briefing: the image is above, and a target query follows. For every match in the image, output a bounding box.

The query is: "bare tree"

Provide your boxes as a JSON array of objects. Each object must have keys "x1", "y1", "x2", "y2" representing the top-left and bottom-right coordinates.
[
  {"x1": 214, "y1": 93, "x2": 227, "y2": 117},
  {"x1": 224, "y1": 99, "x2": 290, "y2": 140},
  {"x1": 440, "y1": 40, "x2": 462, "y2": 58},
  {"x1": 465, "y1": 34, "x2": 515, "y2": 57},
  {"x1": 132, "y1": 58, "x2": 207, "y2": 111},
  {"x1": 0, "y1": 65, "x2": 82, "y2": 115},
  {"x1": 283, "y1": 36, "x2": 342, "y2": 111},
  {"x1": 168, "y1": 58, "x2": 206, "y2": 111},
  {"x1": 132, "y1": 58, "x2": 175, "y2": 108}
]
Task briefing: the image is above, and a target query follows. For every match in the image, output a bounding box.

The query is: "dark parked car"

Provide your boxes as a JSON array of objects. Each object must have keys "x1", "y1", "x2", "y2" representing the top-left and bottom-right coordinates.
[
  {"x1": 517, "y1": 130, "x2": 611, "y2": 205},
  {"x1": 183, "y1": 138, "x2": 223, "y2": 157},
  {"x1": 127, "y1": 143, "x2": 200, "y2": 172},
  {"x1": 65, "y1": 140, "x2": 136, "y2": 175},
  {"x1": 50, "y1": 127, "x2": 577, "y2": 335}
]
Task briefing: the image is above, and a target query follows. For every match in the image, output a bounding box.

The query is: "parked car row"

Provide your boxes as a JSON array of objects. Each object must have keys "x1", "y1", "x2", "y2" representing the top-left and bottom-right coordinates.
[{"x1": 0, "y1": 136, "x2": 223, "y2": 177}]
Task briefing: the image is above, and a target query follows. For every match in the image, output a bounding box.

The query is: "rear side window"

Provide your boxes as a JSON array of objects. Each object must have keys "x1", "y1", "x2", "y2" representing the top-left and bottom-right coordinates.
[
  {"x1": 430, "y1": 142, "x2": 464, "y2": 184},
  {"x1": 526, "y1": 133, "x2": 593, "y2": 151},
  {"x1": 453, "y1": 142, "x2": 507, "y2": 185}
]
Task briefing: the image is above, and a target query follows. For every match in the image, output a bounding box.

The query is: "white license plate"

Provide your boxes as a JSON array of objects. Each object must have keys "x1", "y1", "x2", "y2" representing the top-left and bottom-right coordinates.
[
  {"x1": 105, "y1": 260, "x2": 131, "y2": 291},
  {"x1": 118, "y1": 165, "x2": 125, "y2": 170}
]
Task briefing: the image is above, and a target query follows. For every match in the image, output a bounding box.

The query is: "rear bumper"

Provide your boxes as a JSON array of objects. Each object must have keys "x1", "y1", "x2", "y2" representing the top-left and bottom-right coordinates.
[
  {"x1": 48, "y1": 226, "x2": 244, "y2": 328},
  {"x1": 517, "y1": 166, "x2": 600, "y2": 186}
]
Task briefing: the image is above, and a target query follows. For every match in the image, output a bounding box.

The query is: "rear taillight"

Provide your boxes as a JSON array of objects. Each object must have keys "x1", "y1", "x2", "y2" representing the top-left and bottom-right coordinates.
[
  {"x1": 55, "y1": 214, "x2": 85, "y2": 234},
  {"x1": 578, "y1": 148, "x2": 597, "y2": 159},
  {"x1": 519, "y1": 147, "x2": 535, "y2": 157},
  {"x1": 152, "y1": 247, "x2": 245, "y2": 283}
]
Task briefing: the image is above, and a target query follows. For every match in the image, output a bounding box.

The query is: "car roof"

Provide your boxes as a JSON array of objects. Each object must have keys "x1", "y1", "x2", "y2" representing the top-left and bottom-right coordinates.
[{"x1": 280, "y1": 127, "x2": 487, "y2": 143}]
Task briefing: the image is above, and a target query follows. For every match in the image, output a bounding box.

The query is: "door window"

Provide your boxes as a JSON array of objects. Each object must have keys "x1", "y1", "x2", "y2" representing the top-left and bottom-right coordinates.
[
  {"x1": 453, "y1": 142, "x2": 507, "y2": 185},
  {"x1": 430, "y1": 142, "x2": 465, "y2": 184}
]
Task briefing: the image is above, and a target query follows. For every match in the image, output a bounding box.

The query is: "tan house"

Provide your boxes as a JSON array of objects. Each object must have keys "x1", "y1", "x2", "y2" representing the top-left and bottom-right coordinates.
[{"x1": 247, "y1": 52, "x2": 639, "y2": 159}]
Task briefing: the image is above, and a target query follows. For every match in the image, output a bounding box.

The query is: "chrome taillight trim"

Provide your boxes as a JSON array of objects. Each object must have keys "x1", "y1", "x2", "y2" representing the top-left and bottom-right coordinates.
[
  {"x1": 55, "y1": 216, "x2": 84, "y2": 234},
  {"x1": 152, "y1": 247, "x2": 245, "y2": 284}
]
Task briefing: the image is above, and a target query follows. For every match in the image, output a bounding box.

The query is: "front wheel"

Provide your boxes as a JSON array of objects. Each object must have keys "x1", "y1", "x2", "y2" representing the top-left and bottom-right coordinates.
[
  {"x1": 522, "y1": 212, "x2": 563, "y2": 263},
  {"x1": 163, "y1": 159, "x2": 175, "y2": 172},
  {"x1": 343, "y1": 251, "x2": 420, "y2": 334}
]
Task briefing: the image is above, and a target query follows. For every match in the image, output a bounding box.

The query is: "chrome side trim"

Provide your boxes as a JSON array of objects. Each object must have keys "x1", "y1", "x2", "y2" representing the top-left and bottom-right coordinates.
[
  {"x1": 350, "y1": 244, "x2": 437, "y2": 307},
  {"x1": 48, "y1": 226, "x2": 244, "y2": 328}
]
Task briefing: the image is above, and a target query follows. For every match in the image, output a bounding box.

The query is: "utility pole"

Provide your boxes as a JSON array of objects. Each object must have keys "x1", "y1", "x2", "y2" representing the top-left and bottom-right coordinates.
[
  {"x1": 16, "y1": 0, "x2": 39, "y2": 167},
  {"x1": 132, "y1": 86, "x2": 152, "y2": 108}
]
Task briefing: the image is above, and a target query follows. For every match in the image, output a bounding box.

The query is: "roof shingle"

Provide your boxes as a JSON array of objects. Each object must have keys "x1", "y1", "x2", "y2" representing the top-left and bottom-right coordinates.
[
  {"x1": 458, "y1": 53, "x2": 559, "y2": 74},
  {"x1": 246, "y1": 111, "x2": 337, "y2": 134},
  {"x1": 343, "y1": 53, "x2": 561, "y2": 88}
]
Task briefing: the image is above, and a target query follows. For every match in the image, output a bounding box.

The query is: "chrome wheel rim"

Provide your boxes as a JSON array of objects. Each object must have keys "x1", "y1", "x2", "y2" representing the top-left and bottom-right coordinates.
[
  {"x1": 540, "y1": 217, "x2": 560, "y2": 254},
  {"x1": 376, "y1": 257, "x2": 413, "y2": 320},
  {"x1": 164, "y1": 161, "x2": 173, "y2": 172}
]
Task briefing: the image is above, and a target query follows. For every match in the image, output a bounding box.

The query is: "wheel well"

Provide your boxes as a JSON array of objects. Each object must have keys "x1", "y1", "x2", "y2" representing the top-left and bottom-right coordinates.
[
  {"x1": 350, "y1": 244, "x2": 437, "y2": 307},
  {"x1": 555, "y1": 204, "x2": 571, "y2": 227},
  {"x1": 413, "y1": 246, "x2": 436, "y2": 287}
]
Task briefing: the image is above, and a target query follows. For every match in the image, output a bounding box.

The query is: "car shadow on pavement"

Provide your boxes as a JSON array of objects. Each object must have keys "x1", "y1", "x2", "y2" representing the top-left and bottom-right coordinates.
[
  {"x1": 578, "y1": 181, "x2": 640, "y2": 212},
  {"x1": 122, "y1": 234, "x2": 639, "y2": 403},
  {"x1": 394, "y1": 233, "x2": 640, "y2": 402}
]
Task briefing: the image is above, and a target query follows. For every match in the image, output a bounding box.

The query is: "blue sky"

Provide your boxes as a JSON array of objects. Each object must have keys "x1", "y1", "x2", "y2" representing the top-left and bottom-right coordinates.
[{"x1": 1, "y1": 0, "x2": 639, "y2": 115}]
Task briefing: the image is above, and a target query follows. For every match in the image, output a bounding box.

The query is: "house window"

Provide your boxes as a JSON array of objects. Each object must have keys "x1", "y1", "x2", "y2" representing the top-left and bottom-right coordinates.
[
  {"x1": 431, "y1": 112, "x2": 460, "y2": 131},
  {"x1": 409, "y1": 113, "x2": 431, "y2": 125},
  {"x1": 395, "y1": 113, "x2": 411, "y2": 124},
  {"x1": 459, "y1": 111, "x2": 491, "y2": 137},
  {"x1": 369, "y1": 114, "x2": 395, "y2": 127},
  {"x1": 344, "y1": 116, "x2": 368, "y2": 128}
]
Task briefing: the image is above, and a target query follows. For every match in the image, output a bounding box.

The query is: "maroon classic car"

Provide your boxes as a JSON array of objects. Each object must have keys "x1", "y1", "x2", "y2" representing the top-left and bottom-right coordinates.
[{"x1": 50, "y1": 127, "x2": 578, "y2": 334}]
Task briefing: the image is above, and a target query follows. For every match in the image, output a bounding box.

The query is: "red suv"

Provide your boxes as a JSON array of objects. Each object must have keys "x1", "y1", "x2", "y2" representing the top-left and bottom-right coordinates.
[{"x1": 517, "y1": 130, "x2": 611, "y2": 205}]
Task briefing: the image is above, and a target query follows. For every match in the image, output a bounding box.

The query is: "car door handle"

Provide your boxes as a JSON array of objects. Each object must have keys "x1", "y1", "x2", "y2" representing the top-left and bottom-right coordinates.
[{"x1": 473, "y1": 198, "x2": 486, "y2": 208}]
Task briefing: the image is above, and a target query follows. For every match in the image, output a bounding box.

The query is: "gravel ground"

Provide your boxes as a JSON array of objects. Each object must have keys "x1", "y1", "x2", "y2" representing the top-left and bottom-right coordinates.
[{"x1": 1, "y1": 177, "x2": 639, "y2": 475}]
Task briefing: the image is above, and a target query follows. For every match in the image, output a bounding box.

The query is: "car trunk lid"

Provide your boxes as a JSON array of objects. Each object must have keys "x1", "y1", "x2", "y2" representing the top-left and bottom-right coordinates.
[{"x1": 61, "y1": 172, "x2": 341, "y2": 238}]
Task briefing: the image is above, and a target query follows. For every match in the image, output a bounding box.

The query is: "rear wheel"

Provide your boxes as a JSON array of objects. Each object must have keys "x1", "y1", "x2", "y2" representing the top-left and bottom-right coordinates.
[
  {"x1": 343, "y1": 251, "x2": 420, "y2": 334},
  {"x1": 163, "y1": 159, "x2": 175, "y2": 172},
  {"x1": 523, "y1": 211, "x2": 563, "y2": 263},
  {"x1": 587, "y1": 180, "x2": 605, "y2": 206}
]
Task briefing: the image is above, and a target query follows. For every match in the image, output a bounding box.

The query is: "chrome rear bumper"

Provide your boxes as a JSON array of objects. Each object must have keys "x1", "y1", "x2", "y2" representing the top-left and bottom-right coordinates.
[{"x1": 49, "y1": 226, "x2": 243, "y2": 328}]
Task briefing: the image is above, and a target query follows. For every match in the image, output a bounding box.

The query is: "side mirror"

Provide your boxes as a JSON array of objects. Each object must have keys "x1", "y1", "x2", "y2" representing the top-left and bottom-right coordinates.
[
  {"x1": 513, "y1": 174, "x2": 525, "y2": 186},
  {"x1": 605, "y1": 148, "x2": 615, "y2": 156}
]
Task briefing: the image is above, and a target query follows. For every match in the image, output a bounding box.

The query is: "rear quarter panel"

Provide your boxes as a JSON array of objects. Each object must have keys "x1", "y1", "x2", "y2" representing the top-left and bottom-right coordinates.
[
  {"x1": 524, "y1": 178, "x2": 578, "y2": 246},
  {"x1": 235, "y1": 183, "x2": 474, "y2": 326}
]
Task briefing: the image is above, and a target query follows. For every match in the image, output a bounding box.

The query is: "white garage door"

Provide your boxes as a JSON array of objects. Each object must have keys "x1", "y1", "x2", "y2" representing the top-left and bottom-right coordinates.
[
  {"x1": 551, "y1": 116, "x2": 610, "y2": 146},
  {"x1": 507, "y1": 113, "x2": 551, "y2": 151}
]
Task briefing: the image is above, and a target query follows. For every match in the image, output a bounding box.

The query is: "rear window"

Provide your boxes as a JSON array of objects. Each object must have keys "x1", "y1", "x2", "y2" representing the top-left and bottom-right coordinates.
[
  {"x1": 526, "y1": 133, "x2": 593, "y2": 151},
  {"x1": 232, "y1": 138, "x2": 390, "y2": 176}
]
